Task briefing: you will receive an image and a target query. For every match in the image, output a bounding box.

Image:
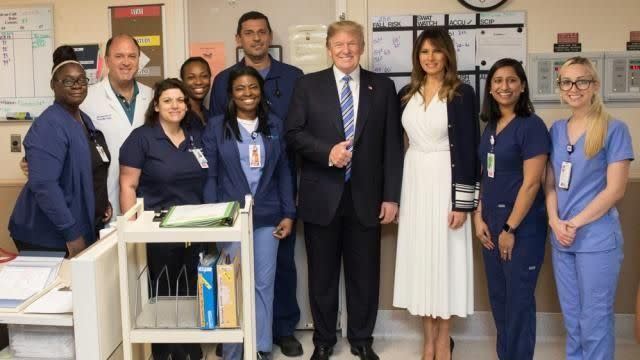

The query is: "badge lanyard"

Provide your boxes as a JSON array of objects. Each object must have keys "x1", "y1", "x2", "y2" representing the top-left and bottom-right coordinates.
[
  {"x1": 487, "y1": 134, "x2": 496, "y2": 178},
  {"x1": 88, "y1": 129, "x2": 109, "y2": 163},
  {"x1": 189, "y1": 135, "x2": 209, "y2": 169},
  {"x1": 249, "y1": 131, "x2": 262, "y2": 168},
  {"x1": 559, "y1": 130, "x2": 574, "y2": 190}
]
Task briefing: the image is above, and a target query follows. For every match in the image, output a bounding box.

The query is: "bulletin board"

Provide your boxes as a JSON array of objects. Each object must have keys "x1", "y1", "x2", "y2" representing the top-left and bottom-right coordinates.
[
  {"x1": 371, "y1": 11, "x2": 526, "y2": 104},
  {"x1": 109, "y1": 4, "x2": 165, "y2": 88},
  {"x1": 0, "y1": 5, "x2": 54, "y2": 119}
]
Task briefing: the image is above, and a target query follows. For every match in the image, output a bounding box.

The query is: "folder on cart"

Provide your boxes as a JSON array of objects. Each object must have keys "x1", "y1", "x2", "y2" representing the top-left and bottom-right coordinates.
[
  {"x1": 216, "y1": 250, "x2": 242, "y2": 328},
  {"x1": 160, "y1": 202, "x2": 240, "y2": 228}
]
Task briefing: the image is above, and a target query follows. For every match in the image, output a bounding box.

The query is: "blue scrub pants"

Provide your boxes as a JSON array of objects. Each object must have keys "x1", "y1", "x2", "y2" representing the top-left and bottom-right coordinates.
[
  {"x1": 273, "y1": 152, "x2": 301, "y2": 338},
  {"x1": 483, "y1": 204, "x2": 546, "y2": 360},
  {"x1": 552, "y1": 246, "x2": 623, "y2": 360},
  {"x1": 223, "y1": 226, "x2": 279, "y2": 359},
  {"x1": 483, "y1": 235, "x2": 543, "y2": 360}
]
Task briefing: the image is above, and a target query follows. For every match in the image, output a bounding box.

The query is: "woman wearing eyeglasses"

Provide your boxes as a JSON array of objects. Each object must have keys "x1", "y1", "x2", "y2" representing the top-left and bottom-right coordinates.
[
  {"x1": 545, "y1": 57, "x2": 633, "y2": 360},
  {"x1": 9, "y1": 45, "x2": 111, "y2": 257}
]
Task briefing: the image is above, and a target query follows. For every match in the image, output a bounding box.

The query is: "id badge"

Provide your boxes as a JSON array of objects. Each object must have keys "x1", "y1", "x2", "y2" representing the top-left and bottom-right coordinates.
[
  {"x1": 192, "y1": 149, "x2": 209, "y2": 169},
  {"x1": 249, "y1": 144, "x2": 262, "y2": 168},
  {"x1": 559, "y1": 161, "x2": 572, "y2": 190},
  {"x1": 95, "y1": 144, "x2": 109, "y2": 163},
  {"x1": 487, "y1": 152, "x2": 495, "y2": 178}
]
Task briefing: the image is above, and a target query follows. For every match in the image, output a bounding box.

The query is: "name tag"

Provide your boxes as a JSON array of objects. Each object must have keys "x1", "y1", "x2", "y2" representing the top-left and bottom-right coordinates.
[
  {"x1": 191, "y1": 148, "x2": 208, "y2": 168},
  {"x1": 559, "y1": 161, "x2": 572, "y2": 190},
  {"x1": 96, "y1": 114, "x2": 112, "y2": 121},
  {"x1": 249, "y1": 144, "x2": 262, "y2": 168},
  {"x1": 95, "y1": 144, "x2": 109, "y2": 163},
  {"x1": 487, "y1": 153, "x2": 495, "y2": 178}
]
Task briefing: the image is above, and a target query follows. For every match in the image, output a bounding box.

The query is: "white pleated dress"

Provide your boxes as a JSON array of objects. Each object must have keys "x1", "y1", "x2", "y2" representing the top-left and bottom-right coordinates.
[{"x1": 393, "y1": 92, "x2": 474, "y2": 318}]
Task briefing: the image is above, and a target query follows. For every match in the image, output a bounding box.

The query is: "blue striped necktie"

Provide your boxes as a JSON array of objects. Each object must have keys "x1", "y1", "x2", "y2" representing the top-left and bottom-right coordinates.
[{"x1": 340, "y1": 75, "x2": 354, "y2": 181}]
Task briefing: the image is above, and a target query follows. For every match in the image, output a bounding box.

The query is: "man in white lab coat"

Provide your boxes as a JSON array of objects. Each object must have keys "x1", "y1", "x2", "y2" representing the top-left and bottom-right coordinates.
[{"x1": 81, "y1": 34, "x2": 152, "y2": 214}]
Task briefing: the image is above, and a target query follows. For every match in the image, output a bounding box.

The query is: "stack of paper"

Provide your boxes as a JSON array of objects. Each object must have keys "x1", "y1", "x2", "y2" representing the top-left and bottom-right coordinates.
[
  {"x1": 23, "y1": 284, "x2": 73, "y2": 314},
  {"x1": 160, "y1": 202, "x2": 240, "y2": 228},
  {"x1": 0, "y1": 251, "x2": 64, "y2": 310},
  {"x1": 8, "y1": 324, "x2": 74, "y2": 359}
]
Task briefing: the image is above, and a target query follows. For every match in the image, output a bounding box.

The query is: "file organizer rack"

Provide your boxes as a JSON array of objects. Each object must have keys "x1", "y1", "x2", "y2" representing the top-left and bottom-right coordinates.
[{"x1": 117, "y1": 196, "x2": 256, "y2": 360}]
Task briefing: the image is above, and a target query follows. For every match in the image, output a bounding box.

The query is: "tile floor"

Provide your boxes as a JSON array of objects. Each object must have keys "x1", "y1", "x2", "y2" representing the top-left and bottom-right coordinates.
[{"x1": 204, "y1": 330, "x2": 640, "y2": 359}]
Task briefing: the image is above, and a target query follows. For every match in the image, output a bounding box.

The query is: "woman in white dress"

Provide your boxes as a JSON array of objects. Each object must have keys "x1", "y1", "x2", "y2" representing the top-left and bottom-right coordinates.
[{"x1": 394, "y1": 28, "x2": 480, "y2": 360}]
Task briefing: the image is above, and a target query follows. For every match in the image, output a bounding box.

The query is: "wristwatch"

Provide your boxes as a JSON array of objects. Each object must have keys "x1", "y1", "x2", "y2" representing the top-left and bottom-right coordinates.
[{"x1": 502, "y1": 223, "x2": 516, "y2": 234}]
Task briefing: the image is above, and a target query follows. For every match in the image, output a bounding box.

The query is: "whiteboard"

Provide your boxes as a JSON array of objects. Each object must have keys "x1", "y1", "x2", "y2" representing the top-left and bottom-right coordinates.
[
  {"x1": 0, "y1": 6, "x2": 54, "y2": 119},
  {"x1": 370, "y1": 11, "x2": 527, "y2": 105}
]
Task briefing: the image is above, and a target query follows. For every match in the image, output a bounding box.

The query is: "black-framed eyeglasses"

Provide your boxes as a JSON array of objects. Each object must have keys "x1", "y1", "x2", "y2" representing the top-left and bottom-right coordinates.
[
  {"x1": 557, "y1": 79, "x2": 594, "y2": 91},
  {"x1": 54, "y1": 77, "x2": 90, "y2": 87}
]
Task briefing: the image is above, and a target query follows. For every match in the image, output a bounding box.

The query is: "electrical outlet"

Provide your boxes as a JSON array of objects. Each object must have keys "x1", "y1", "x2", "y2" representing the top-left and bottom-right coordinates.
[{"x1": 10, "y1": 134, "x2": 21, "y2": 153}]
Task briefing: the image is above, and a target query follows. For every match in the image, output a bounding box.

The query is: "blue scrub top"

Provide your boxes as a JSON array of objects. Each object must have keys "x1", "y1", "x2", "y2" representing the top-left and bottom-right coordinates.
[
  {"x1": 237, "y1": 124, "x2": 265, "y2": 196},
  {"x1": 549, "y1": 119, "x2": 634, "y2": 252},
  {"x1": 119, "y1": 122, "x2": 207, "y2": 211},
  {"x1": 478, "y1": 114, "x2": 550, "y2": 238},
  {"x1": 9, "y1": 102, "x2": 96, "y2": 249}
]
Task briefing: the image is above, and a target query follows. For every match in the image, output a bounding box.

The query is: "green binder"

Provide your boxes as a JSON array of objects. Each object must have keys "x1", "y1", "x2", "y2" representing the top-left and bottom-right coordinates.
[{"x1": 160, "y1": 202, "x2": 240, "y2": 228}]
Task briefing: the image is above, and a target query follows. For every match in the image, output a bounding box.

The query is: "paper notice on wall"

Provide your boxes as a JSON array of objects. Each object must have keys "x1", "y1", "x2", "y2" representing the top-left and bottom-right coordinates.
[
  {"x1": 70, "y1": 44, "x2": 100, "y2": 84},
  {"x1": 288, "y1": 25, "x2": 329, "y2": 74},
  {"x1": 190, "y1": 42, "x2": 226, "y2": 79},
  {"x1": 476, "y1": 27, "x2": 526, "y2": 70}
]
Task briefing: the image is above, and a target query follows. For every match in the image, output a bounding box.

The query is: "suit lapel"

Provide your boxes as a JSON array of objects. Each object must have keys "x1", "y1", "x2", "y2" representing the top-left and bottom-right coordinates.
[
  {"x1": 354, "y1": 69, "x2": 372, "y2": 143},
  {"x1": 103, "y1": 80, "x2": 132, "y2": 128},
  {"x1": 321, "y1": 69, "x2": 345, "y2": 137}
]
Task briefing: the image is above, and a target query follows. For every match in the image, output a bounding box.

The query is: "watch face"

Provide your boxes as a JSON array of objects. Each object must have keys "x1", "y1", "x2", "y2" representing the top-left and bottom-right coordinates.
[{"x1": 458, "y1": 0, "x2": 508, "y2": 12}]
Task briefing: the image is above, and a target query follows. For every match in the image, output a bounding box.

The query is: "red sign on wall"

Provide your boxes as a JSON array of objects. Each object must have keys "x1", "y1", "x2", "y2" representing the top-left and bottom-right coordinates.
[{"x1": 112, "y1": 5, "x2": 161, "y2": 19}]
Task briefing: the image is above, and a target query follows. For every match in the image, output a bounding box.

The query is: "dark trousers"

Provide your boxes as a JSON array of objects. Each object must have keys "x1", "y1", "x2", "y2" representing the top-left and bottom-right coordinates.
[
  {"x1": 304, "y1": 183, "x2": 381, "y2": 347},
  {"x1": 147, "y1": 243, "x2": 205, "y2": 360},
  {"x1": 482, "y1": 235, "x2": 544, "y2": 360},
  {"x1": 273, "y1": 151, "x2": 301, "y2": 338}
]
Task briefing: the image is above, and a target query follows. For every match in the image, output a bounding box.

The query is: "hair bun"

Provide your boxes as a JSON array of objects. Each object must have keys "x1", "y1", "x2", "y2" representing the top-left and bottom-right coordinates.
[{"x1": 52, "y1": 45, "x2": 78, "y2": 67}]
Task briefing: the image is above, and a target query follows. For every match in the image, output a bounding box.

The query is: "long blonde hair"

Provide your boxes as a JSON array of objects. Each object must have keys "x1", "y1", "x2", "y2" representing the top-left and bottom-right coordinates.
[
  {"x1": 559, "y1": 56, "x2": 610, "y2": 158},
  {"x1": 401, "y1": 28, "x2": 460, "y2": 105}
]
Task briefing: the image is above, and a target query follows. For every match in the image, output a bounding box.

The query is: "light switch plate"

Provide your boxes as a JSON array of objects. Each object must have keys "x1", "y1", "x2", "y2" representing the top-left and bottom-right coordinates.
[{"x1": 10, "y1": 134, "x2": 21, "y2": 153}]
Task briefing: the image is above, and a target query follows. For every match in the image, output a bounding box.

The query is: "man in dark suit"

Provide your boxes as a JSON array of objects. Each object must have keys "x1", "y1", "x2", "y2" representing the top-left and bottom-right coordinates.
[{"x1": 285, "y1": 20, "x2": 403, "y2": 360}]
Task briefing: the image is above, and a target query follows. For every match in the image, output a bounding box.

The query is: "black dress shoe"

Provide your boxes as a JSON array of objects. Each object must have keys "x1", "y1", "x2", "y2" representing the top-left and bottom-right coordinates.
[
  {"x1": 310, "y1": 345, "x2": 333, "y2": 360},
  {"x1": 274, "y1": 335, "x2": 303, "y2": 357},
  {"x1": 350, "y1": 345, "x2": 380, "y2": 360}
]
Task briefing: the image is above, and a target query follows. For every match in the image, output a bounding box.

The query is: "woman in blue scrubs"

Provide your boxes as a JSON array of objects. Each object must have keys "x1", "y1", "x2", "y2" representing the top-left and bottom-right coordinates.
[
  {"x1": 475, "y1": 58, "x2": 550, "y2": 360},
  {"x1": 180, "y1": 56, "x2": 212, "y2": 130},
  {"x1": 203, "y1": 66, "x2": 295, "y2": 360},
  {"x1": 10, "y1": 46, "x2": 110, "y2": 257},
  {"x1": 545, "y1": 56, "x2": 633, "y2": 360},
  {"x1": 119, "y1": 78, "x2": 206, "y2": 360}
]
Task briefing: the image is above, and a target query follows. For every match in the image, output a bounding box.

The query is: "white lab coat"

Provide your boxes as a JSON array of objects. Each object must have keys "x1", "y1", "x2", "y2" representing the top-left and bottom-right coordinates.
[{"x1": 80, "y1": 77, "x2": 152, "y2": 215}]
